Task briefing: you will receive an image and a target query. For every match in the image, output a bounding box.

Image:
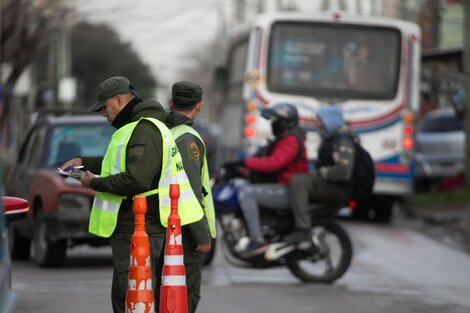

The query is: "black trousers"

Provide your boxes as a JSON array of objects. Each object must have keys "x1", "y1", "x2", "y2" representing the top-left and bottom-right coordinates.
[
  {"x1": 109, "y1": 231, "x2": 165, "y2": 313},
  {"x1": 154, "y1": 226, "x2": 203, "y2": 313}
]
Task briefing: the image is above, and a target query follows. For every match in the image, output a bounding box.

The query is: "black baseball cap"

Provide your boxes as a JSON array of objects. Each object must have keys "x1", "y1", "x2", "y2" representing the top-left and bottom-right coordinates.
[
  {"x1": 88, "y1": 76, "x2": 137, "y2": 112},
  {"x1": 172, "y1": 81, "x2": 203, "y2": 107}
]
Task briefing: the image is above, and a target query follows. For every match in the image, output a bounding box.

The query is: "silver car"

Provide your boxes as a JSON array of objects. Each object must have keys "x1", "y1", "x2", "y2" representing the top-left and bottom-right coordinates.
[{"x1": 414, "y1": 108, "x2": 464, "y2": 190}]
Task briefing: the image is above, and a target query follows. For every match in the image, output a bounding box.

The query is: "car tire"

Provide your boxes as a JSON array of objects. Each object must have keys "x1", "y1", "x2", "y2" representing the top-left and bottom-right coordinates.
[
  {"x1": 8, "y1": 224, "x2": 31, "y2": 260},
  {"x1": 33, "y1": 210, "x2": 67, "y2": 267}
]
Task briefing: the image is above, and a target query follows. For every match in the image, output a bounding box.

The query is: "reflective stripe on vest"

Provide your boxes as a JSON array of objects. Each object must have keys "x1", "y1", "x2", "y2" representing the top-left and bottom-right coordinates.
[
  {"x1": 171, "y1": 124, "x2": 217, "y2": 238},
  {"x1": 89, "y1": 117, "x2": 204, "y2": 237}
]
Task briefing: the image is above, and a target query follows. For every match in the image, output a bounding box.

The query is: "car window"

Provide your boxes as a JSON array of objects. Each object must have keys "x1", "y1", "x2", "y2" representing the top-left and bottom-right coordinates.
[
  {"x1": 29, "y1": 126, "x2": 47, "y2": 167},
  {"x1": 45, "y1": 123, "x2": 114, "y2": 167},
  {"x1": 419, "y1": 115, "x2": 463, "y2": 133},
  {"x1": 19, "y1": 126, "x2": 46, "y2": 166}
]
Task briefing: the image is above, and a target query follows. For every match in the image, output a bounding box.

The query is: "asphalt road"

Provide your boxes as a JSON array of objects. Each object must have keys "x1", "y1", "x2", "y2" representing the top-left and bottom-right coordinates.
[{"x1": 11, "y1": 217, "x2": 470, "y2": 313}]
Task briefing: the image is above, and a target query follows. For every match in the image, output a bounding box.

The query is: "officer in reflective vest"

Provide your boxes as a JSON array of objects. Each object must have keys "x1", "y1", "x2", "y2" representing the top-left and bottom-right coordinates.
[
  {"x1": 60, "y1": 76, "x2": 204, "y2": 313},
  {"x1": 164, "y1": 81, "x2": 216, "y2": 313}
]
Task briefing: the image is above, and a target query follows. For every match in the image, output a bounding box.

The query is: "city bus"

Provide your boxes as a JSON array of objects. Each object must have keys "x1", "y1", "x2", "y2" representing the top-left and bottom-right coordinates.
[{"x1": 215, "y1": 11, "x2": 421, "y2": 221}]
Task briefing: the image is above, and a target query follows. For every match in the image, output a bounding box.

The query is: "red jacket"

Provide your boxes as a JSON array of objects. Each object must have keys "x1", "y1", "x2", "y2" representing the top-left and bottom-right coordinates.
[{"x1": 243, "y1": 133, "x2": 309, "y2": 185}]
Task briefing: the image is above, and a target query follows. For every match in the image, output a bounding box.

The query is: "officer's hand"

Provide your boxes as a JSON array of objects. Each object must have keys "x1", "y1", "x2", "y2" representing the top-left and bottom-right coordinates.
[
  {"x1": 79, "y1": 170, "x2": 95, "y2": 188},
  {"x1": 60, "y1": 157, "x2": 83, "y2": 170},
  {"x1": 195, "y1": 241, "x2": 212, "y2": 254}
]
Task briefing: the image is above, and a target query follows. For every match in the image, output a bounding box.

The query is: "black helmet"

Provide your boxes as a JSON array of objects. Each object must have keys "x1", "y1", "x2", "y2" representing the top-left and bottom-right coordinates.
[{"x1": 261, "y1": 102, "x2": 299, "y2": 136}]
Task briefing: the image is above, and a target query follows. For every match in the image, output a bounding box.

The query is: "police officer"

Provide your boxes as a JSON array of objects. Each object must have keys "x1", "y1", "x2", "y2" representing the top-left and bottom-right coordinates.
[
  {"x1": 61, "y1": 76, "x2": 205, "y2": 313},
  {"x1": 164, "y1": 81, "x2": 216, "y2": 313}
]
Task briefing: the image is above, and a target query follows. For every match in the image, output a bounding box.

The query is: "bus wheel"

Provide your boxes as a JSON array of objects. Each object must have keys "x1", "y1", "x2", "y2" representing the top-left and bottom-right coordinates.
[
  {"x1": 371, "y1": 196, "x2": 394, "y2": 223},
  {"x1": 351, "y1": 200, "x2": 372, "y2": 221}
]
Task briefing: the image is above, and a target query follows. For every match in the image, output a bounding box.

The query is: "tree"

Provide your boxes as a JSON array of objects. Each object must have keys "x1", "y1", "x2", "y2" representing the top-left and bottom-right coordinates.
[
  {"x1": 464, "y1": 0, "x2": 470, "y2": 186},
  {"x1": 0, "y1": 0, "x2": 61, "y2": 149},
  {"x1": 71, "y1": 22, "x2": 157, "y2": 107}
]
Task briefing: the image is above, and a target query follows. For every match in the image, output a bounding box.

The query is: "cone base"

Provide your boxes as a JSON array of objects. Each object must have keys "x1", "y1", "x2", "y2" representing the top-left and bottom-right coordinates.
[
  {"x1": 126, "y1": 302, "x2": 155, "y2": 313},
  {"x1": 159, "y1": 286, "x2": 187, "y2": 313}
]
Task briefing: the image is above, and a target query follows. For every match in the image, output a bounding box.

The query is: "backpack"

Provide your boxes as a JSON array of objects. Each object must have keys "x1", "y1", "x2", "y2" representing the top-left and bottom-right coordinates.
[{"x1": 350, "y1": 139, "x2": 375, "y2": 203}]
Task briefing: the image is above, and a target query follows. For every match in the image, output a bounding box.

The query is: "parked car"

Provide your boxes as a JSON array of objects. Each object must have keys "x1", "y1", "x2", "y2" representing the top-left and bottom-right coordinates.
[
  {"x1": 414, "y1": 108, "x2": 464, "y2": 191},
  {"x1": 1, "y1": 194, "x2": 29, "y2": 313},
  {"x1": 5, "y1": 111, "x2": 114, "y2": 267}
]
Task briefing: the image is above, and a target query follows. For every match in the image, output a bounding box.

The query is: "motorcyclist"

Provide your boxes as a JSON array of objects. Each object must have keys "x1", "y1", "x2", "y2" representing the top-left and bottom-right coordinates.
[
  {"x1": 283, "y1": 105, "x2": 355, "y2": 243},
  {"x1": 225, "y1": 102, "x2": 308, "y2": 256}
]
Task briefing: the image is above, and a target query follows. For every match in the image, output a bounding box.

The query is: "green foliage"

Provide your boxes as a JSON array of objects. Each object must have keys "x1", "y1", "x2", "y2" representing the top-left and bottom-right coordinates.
[
  {"x1": 71, "y1": 22, "x2": 157, "y2": 107},
  {"x1": 411, "y1": 186, "x2": 470, "y2": 206}
]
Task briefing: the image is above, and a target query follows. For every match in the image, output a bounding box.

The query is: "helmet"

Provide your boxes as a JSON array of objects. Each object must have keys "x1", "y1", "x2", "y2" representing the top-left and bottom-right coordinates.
[{"x1": 261, "y1": 102, "x2": 299, "y2": 136}]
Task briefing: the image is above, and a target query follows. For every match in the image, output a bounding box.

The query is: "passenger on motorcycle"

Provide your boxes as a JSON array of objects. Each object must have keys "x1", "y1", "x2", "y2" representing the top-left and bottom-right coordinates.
[
  {"x1": 284, "y1": 105, "x2": 355, "y2": 243},
  {"x1": 225, "y1": 102, "x2": 308, "y2": 256}
]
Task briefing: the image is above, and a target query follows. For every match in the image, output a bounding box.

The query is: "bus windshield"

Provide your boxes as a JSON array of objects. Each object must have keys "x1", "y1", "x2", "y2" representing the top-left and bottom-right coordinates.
[{"x1": 268, "y1": 22, "x2": 401, "y2": 100}]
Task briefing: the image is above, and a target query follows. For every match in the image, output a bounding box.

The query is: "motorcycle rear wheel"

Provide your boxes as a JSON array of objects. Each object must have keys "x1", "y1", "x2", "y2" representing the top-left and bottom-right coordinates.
[{"x1": 286, "y1": 219, "x2": 352, "y2": 283}]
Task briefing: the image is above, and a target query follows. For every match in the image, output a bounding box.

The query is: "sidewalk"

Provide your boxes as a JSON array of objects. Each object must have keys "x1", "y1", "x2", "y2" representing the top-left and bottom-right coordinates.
[
  {"x1": 410, "y1": 202, "x2": 470, "y2": 223},
  {"x1": 406, "y1": 202, "x2": 470, "y2": 255}
]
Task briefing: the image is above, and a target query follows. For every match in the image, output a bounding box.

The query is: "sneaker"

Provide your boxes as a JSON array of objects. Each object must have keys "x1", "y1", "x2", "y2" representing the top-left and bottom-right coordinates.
[
  {"x1": 241, "y1": 240, "x2": 268, "y2": 257},
  {"x1": 283, "y1": 229, "x2": 311, "y2": 244}
]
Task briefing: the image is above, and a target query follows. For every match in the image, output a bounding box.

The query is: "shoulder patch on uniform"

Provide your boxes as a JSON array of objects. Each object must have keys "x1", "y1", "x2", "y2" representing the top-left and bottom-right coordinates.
[{"x1": 188, "y1": 142, "x2": 200, "y2": 159}]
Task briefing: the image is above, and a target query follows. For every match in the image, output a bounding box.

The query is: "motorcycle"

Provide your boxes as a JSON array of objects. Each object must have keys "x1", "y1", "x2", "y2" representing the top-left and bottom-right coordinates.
[{"x1": 204, "y1": 167, "x2": 353, "y2": 283}]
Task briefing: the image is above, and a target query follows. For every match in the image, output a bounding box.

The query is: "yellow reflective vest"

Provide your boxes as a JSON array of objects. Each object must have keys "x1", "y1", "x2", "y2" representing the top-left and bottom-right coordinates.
[
  {"x1": 89, "y1": 117, "x2": 204, "y2": 238},
  {"x1": 171, "y1": 124, "x2": 217, "y2": 238}
]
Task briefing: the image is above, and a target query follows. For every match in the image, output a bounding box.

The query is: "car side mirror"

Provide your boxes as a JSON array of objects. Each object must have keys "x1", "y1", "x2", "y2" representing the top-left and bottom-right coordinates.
[{"x1": 2, "y1": 196, "x2": 29, "y2": 226}]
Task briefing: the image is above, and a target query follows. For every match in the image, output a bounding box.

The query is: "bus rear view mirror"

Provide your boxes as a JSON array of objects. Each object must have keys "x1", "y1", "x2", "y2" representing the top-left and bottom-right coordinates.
[{"x1": 213, "y1": 66, "x2": 227, "y2": 92}]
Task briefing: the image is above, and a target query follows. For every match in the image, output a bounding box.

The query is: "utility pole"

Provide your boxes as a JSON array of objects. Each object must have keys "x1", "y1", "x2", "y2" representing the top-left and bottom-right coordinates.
[
  {"x1": 0, "y1": 0, "x2": 3, "y2": 155},
  {"x1": 0, "y1": 0, "x2": 3, "y2": 85},
  {"x1": 464, "y1": 0, "x2": 470, "y2": 186},
  {"x1": 257, "y1": 0, "x2": 265, "y2": 14},
  {"x1": 235, "y1": 0, "x2": 246, "y2": 25}
]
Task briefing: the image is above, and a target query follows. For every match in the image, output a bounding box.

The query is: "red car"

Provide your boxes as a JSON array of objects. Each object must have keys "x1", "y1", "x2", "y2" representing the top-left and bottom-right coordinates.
[
  {"x1": 1, "y1": 196, "x2": 29, "y2": 313},
  {"x1": 6, "y1": 112, "x2": 114, "y2": 267}
]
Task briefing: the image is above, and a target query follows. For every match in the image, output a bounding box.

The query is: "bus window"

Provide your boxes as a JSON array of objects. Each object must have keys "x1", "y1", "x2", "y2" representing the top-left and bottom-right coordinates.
[
  {"x1": 267, "y1": 22, "x2": 401, "y2": 100},
  {"x1": 227, "y1": 39, "x2": 249, "y2": 106}
]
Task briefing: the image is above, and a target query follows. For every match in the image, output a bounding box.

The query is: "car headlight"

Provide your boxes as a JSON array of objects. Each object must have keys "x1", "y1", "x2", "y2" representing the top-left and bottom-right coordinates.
[{"x1": 58, "y1": 194, "x2": 89, "y2": 214}]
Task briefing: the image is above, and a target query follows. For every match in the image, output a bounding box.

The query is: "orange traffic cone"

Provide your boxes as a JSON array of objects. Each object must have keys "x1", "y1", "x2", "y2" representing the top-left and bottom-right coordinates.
[
  {"x1": 159, "y1": 184, "x2": 188, "y2": 313},
  {"x1": 125, "y1": 196, "x2": 155, "y2": 313}
]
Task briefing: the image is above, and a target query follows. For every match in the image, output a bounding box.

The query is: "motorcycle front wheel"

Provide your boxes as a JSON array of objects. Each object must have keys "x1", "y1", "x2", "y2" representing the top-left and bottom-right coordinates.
[{"x1": 286, "y1": 219, "x2": 352, "y2": 283}]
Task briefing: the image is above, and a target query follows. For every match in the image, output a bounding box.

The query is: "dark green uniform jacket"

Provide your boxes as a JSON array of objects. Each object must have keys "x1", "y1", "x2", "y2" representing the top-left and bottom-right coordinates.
[
  {"x1": 82, "y1": 97, "x2": 166, "y2": 235},
  {"x1": 165, "y1": 111, "x2": 211, "y2": 245}
]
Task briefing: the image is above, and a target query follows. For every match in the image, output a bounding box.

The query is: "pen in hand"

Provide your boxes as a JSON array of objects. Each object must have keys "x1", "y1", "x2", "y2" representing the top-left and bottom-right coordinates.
[{"x1": 63, "y1": 166, "x2": 84, "y2": 171}]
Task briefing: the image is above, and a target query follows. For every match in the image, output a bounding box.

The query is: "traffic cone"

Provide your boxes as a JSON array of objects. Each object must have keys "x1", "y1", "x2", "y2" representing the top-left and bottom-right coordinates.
[
  {"x1": 125, "y1": 196, "x2": 155, "y2": 313},
  {"x1": 159, "y1": 184, "x2": 188, "y2": 313}
]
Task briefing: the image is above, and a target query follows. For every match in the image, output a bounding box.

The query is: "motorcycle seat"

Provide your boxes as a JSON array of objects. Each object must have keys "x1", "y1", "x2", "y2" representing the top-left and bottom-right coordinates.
[{"x1": 308, "y1": 202, "x2": 346, "y2": 218}]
